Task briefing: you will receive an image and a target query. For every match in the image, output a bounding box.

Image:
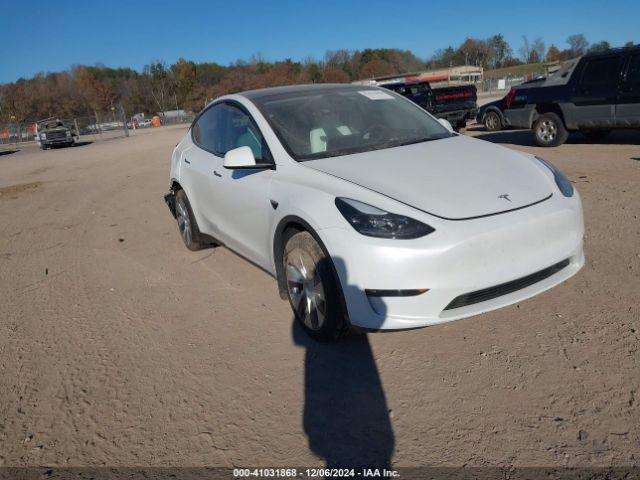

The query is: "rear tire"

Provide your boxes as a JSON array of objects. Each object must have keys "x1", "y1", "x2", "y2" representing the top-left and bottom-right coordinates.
[
  {"x1": 174, "y1": 189, "x2": 205, "y2": 251},
  {"x1": 533, "y1": 113, "x2": 568, "y2": 147},
  {"x1": 282, "y1": 230, "x2": 345, "y2": 341},
  {"x1": 483, "y1": 111, "x2": 502, "y2": 131},
  {"x1": 581, "y1": 129, "x2": 611, "y2": 141}
]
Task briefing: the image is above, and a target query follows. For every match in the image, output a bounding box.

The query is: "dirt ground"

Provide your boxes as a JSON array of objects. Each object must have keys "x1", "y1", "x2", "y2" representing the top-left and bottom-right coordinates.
[{"x1": 0, "y1": 124, "x2": 639, "y2": 468}]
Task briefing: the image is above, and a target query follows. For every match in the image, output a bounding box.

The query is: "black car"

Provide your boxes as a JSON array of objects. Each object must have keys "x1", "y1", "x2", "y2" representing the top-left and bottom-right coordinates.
[
  {"x1": 476, "y1": 79, "x2": 542, "y2": 131},
  {"x1": 382, "y1": 80, "x2": 478, "y2": 131},
  {"x1": 502, "y1": 45, "x2": 640, "y2": 146}
]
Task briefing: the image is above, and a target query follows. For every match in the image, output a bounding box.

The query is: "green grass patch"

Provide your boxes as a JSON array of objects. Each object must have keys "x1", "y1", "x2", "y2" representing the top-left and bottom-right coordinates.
[{"x1": 485, "y1": 63, "x2": 545, "y2": 79}]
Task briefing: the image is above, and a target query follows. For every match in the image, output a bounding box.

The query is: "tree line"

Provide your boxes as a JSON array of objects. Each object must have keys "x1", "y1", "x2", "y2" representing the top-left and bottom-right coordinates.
[{"x1": 0, "y1": 34, "x2": 635, "y2": 123}]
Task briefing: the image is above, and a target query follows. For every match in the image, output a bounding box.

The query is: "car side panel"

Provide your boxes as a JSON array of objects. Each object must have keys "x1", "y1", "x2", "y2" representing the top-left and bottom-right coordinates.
[
  {"x1": 213, "y1": 168, "x2": 276, "y2": 271},
  {"x1": 567, "y1": 54, "x2": 623, "y2": 128},
  {"x1": 503, "y1": 105, "x2": 535, "y2": 128},
  {"x1": 616, "y1": 53, "x2": 640, "y2": 127},
  {"x1": 171, "y1": 137, "x2": 218, "y2": 239}
]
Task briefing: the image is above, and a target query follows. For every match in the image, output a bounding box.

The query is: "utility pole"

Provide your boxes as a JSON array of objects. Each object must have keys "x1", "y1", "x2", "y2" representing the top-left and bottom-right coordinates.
[
  {"x1": 10, "y1": 114, "x2": 17, "y2": 145},
  {"x1": 120, "y1": 105, "x2": 129, "y2": 138}
]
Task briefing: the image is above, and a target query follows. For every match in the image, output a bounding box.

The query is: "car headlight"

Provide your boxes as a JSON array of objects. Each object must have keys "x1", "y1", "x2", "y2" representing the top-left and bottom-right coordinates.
[
  {"x1": 66, "y1": 131, "x2": 71, "y2": 137},
  {"x1": 536, "y1": 156, "x2": 573, "y2": 197},
  {"x1": 40, "y1": 133, "x2": 46, "y2": 139},
  {"x1": 335, "y1": 197, "x2": 434, "y2": 239}
]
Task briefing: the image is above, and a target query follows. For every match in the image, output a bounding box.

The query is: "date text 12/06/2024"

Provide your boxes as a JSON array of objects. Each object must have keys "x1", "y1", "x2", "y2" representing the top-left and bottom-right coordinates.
[{"x1": 233, "y1": 468, "x2": 399, "y2": 478}]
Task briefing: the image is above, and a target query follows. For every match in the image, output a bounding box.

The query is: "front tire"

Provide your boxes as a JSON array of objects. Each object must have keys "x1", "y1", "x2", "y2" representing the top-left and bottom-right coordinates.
[
  {"x1": 174, "y1": 189, "x2": 205, "y2": 251},
  {"x1": 533, "y1": 113, "x2": 568, "y2": 147},
  {"x1": 483, "y1": 111, "x2": 502, "y2": 131},
  {"x1": 283, "y1": 230, "x2": 344, "y2": 341}
]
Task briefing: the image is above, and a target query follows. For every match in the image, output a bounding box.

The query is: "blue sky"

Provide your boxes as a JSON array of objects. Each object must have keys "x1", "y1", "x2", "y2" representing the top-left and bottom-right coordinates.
[{"x1": 0, "y1": 0, "x2": 638, "y2": 83}]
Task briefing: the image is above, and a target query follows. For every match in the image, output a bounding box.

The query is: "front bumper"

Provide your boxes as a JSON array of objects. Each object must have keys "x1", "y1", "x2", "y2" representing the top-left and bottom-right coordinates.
[
  {"x1": 41, "y1": 136, "x2": 76, "y2": 146},
  {"x1": 320, "y1": 193, "x2": 584, "y2": 330}
]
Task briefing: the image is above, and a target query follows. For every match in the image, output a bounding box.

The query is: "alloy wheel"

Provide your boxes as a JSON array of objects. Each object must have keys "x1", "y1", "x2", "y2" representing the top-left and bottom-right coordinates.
[
  {"x1": 285, "y1": 248, "x2": 326, "y2": 330},
  {"x1": 537, "y1": 120, "x2": 557, "y2": 143},
  {"x1": 485, "y1": 112, "x2": 499, "y2": 130},
  {"x1": 175, "y1": 199, "x2": 192, "y2": 245}
]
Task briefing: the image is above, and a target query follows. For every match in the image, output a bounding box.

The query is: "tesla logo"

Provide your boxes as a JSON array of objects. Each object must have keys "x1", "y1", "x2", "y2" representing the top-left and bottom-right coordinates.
[{"x1": 498, "y1": 194, "x2": 512, "y2": 202}]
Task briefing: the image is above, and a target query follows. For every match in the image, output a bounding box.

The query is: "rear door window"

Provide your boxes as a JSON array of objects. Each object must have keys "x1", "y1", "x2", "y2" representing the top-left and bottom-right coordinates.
[{"x1": 578, "y1": 56, "x2": 624, "y2": 95}]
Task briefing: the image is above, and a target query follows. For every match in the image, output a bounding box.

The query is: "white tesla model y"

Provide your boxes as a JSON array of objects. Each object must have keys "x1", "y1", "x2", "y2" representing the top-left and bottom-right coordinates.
[{"x1": 165, "y1": 84, "x2": 584, "y2": 340}]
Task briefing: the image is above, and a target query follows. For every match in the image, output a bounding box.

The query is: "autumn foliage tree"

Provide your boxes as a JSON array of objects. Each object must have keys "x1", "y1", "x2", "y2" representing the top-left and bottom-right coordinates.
[
  {"x1": 546, "y1": 45, "x2": 561, "y2": 62},
  {"x1": 321, "y1": 68, "x2": 350, "y2": 83},
  {"x1": 75, "y1": 66, "x2": 117, "y2": 122},
  {"x1": 0, "y1": 35, "x2": 628, "y2": 124}
]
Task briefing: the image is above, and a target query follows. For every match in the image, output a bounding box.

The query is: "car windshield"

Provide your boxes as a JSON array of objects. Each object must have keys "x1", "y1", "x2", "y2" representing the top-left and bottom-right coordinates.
[{"x1": 253, "y1": 87, "x2": 452, "y2": 161}]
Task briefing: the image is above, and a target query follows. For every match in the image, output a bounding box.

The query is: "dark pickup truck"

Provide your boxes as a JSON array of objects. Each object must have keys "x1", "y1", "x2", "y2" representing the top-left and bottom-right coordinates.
[
  {"x1": 35, "y1": 117, "x2": 79, "y2": 149},
  {"x1": 382, "y1": 80, "x2": 478, "y2": 131},
  {"x1": 503, "y1": 45, "x2": 640, "y2": 146}
]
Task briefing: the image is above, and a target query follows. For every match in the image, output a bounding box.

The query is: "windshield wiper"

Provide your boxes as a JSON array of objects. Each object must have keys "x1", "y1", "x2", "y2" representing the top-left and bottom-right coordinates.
[
  {"x1": 395, "y1": 137, "x2": 436, "y2": 147},
  {"x1": 374, "y1": 136, "x2": 438, "y2": 149}
]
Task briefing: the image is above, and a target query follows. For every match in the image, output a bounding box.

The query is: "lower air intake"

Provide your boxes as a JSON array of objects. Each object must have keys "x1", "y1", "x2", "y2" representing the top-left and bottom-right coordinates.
[{"x1": 444, "y1": 258, "x2": 570, "y2": 310}]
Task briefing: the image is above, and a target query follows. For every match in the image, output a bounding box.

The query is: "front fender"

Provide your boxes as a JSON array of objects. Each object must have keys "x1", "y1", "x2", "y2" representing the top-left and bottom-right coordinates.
[{"x1": 270, "y1": 213, "x2": 351, "y2": 327}]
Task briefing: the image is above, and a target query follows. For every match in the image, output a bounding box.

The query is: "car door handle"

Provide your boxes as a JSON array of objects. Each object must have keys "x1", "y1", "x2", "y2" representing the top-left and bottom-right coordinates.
[
  {"x1": 213, "y1": 170, "x2": 222, "y2": 177},
  {"x1": 184, "y1": 158, "x2": 191, "y2": 164}
]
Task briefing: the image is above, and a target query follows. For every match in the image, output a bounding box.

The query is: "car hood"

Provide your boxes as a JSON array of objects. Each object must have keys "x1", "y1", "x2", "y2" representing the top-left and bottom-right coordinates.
[{"x1": 304, "y1": 135, "x2": 552, "y2": 220}]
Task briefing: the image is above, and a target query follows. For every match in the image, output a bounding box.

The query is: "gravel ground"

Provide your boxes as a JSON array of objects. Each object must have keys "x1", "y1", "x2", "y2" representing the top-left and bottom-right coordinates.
[{"x1": 0, "y1": 124, "x2": 638, "y2": 468}]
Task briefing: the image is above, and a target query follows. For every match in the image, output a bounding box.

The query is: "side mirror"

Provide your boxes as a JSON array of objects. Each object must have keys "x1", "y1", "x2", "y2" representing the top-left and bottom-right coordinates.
[
  {"x1": 223, "y1": 146, "x2": 273, "y2": 170},
  {"x1": 438, "y1": 118, "x2": 454, "y2": 132},
  {"x1": 223, "y1": 146, "x2": 255, "y2": 168}
]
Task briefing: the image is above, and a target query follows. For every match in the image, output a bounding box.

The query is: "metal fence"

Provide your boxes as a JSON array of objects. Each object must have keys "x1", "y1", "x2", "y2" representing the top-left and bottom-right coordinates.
[
  {"x1": 0, "y1": 110, "x2": 195, "y2": 146},
  {"x1": 0, "y1": 114, "x2": 126, "y2": 146},
  {"x1": 158, "y1": 112, "x2": 195, "y2": 126},
  {"x1": 480, "y1": 76, "x2": 522, "y2": 94},
  {"x1": 0, "y1": 121, "x2": 36, "y2": 144},
  {"x1": 480, "y1": 69, "x2": 546, "y2": 94},
  {"x1": 417, "y1": 73, "x2": 542, "y2": 96}
]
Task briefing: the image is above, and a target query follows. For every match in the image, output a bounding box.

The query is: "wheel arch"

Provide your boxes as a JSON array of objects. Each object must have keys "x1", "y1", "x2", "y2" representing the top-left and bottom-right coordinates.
[
  {"x1": 272, "y1": 215, "x2": 350, "y2": 326},
  {"x1": 273, "y1": 216, "x2": 318, "y2": 299},
  {"x1": 533, "y1": 103, "x2": 567, "y2": 127},
  {"x1": 170, "y1": 179, "x2": 182, "y2": 191},
  {"x1": 483, "y1": 106, "x2": 505, "y2": 121}
]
